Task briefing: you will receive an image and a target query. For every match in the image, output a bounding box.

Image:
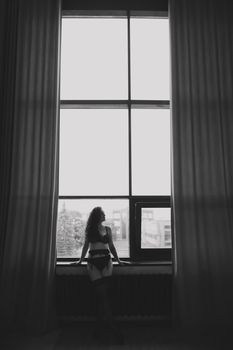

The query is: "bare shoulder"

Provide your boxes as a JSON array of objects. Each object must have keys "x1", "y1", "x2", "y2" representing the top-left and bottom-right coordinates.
[
  {"x1": 105, "y1": 226, "x2": 112, "y2": 237},
  {"x1": 105, "y1": 225, "x2": 112, "y2": 233}
]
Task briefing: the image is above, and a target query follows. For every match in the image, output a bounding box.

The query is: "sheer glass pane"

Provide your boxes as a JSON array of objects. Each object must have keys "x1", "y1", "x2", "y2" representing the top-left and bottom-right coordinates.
[
  {"x1": 60, "y1": 18, "x2": 128, "y2": 99},
  {"x1": 132, "y1": 109, "x2": 170, "y2": 195},
  {"x1": 131, "y1": 18, "x2": 170, "y2": 100},
  {"x1": 59, "y1": 109, "x2": 129, "y2": 196},
  {"x1": 57, "y1": 199, "x2": 129, "y2": 258},
  {"x1": 141, "y1": 208, "x2": 171, "y2": 248}
]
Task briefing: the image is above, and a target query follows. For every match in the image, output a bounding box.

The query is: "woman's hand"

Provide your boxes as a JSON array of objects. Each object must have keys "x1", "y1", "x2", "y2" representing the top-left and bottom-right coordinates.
[
  {"x1": 70, "y1": 259, "x2": 82, "y2": 265},
  {"x1": 117, "y1": 259, "x2": 130, "y2": 266}
]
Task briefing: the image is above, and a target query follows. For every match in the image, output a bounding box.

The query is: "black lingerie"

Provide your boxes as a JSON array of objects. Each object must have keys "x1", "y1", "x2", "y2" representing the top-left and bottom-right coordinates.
[
  {"x1": 89, "y1": 234, "x2": 109, "y2": 244},
  {"x1": 88, "y1": 227, "x2": 110, "y2": 244},
  {"x1": 87, "y1": 249, "x2": 111, "y2": 271},
  {"x1": 89, "y1": 249, "x2": 110, "y2": 257}
]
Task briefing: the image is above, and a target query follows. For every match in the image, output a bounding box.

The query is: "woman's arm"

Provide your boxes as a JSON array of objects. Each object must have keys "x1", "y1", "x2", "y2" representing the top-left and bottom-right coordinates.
[
  {"x1": 79, "y1": 238, "x2": 89, "y2": 263},
  {"x1": 72, "y1": 235, "x2": 89, "y2": 264},
  {"x1": 107, "y1": 227, "x2": 124, "y2": 265}
]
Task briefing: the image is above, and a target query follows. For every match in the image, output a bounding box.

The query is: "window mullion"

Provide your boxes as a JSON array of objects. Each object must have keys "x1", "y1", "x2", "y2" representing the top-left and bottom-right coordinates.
[{"x1": 127, "y1": 11, "x2": 132, "y2": 198}]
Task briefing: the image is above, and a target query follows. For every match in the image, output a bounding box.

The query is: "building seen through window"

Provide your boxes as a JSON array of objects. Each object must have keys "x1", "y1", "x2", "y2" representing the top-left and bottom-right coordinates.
[{"x1": 141, "y1": 208, "x2": 171, "y2": 249}]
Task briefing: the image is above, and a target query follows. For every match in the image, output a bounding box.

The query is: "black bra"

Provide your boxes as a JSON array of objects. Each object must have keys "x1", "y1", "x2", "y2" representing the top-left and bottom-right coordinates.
[
  {"x1": 89, "y1": 228, "x2": 109, "y2": 244},
  {"x1": 98, "y1": 234, "x2": 109, "y2": 244}
]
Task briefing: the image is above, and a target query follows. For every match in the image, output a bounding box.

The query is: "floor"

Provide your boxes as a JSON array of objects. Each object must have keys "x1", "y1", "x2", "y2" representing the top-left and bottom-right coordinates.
[{"x1": 0, "y1": 323, "x2": 232, "y2": 350}]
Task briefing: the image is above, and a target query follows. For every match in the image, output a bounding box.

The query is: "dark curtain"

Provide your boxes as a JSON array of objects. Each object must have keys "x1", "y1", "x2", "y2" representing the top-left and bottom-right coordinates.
[
  {"x1": 0, "y1": 0, "x2": 61, "y2": 333},
  {"x1": 170, "y1": 0, "x2": 233, "y2": 330}
]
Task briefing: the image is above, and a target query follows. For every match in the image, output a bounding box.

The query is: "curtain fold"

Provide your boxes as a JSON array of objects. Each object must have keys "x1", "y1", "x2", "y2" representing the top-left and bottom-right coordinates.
[
  {"x1": 0, "y1": 0, "x2": 61, "y2": 333},
  {"x1": 0, "y1": 0, "x2": 19, "y2": 279},
  {"x1": 170, "y1": 0, "x2": 233, "y2": 330}
]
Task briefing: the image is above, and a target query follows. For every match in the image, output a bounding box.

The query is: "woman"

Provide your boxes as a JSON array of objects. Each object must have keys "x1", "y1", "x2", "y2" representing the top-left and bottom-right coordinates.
[
  {"x1": 74, "y1": 206, "x2": 125, "y2": 273},
  {"x1": 73, "y1": 206, "x2": 126, "y2": 344}
]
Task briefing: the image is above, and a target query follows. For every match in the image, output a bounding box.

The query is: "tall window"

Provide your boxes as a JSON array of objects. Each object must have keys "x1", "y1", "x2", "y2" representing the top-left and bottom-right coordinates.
[{"x1": 57, "y1": 11, "x2": 171, "y2": 261}]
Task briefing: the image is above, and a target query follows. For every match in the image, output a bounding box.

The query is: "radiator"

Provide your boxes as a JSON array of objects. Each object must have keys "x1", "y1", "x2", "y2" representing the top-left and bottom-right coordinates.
[{"x1": 56, "y1": 273, "x2": 172, "y2": 321}]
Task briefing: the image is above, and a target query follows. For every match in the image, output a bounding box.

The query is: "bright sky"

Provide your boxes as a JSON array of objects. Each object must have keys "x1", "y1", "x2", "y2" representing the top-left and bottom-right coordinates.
[
  {"x1": 59, "y1": 17, "x2": 170, "y2": 197},
  {"x1": 60, "y1": 17, "x2": 169, "y2": 100},
  {"x1": 58, "y1": 199, "x2": 129, "y2": 216}
]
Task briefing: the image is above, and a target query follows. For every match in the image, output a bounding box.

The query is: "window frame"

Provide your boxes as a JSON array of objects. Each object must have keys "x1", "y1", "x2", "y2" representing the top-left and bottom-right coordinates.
[
  {"x1": 131, "y1": 197, "x2": 171, "y2": 261},
  {"x1": 58, "y1": 7, "x2": 171, "y2": 263}
]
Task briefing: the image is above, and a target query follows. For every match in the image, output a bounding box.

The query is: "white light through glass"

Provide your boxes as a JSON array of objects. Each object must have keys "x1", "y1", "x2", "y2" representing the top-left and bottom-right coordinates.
[
  {"x1": 57, "y1": 199, "x2": 129, "y2": 258},
  {"x1": 131, "y1": 18, "x2": 170, "y2": 100},
  {"x1": 141, "y1": 208, "x2": 171, "y2": 248},
  {"x1": 59, "y1": 109, "x2": 129, "y2": 196},
  {"x1": 132, "y1": 109, "x2": 171, "y2": 195},
  {"x1": 60, "y1": 18, "x2": 128, "y2": 99}
]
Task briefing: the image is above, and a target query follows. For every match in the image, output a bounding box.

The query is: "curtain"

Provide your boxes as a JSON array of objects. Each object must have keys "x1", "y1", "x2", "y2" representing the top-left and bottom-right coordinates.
[
  {"x1": 170, "y1": 0, "x2": 233, "y2": 330},
  {"x1": 0, "y1": 1, "x2": 18, "y2": 274},
  {"x1": 0, "y1": 0, "x2": 61, "y2": 333}
]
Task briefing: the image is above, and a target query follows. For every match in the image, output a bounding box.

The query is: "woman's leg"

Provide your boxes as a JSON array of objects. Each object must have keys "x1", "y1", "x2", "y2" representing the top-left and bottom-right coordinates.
[
  {"x1": 87, "y1": 262, "x2": 102, "y2": 282},
  {"x1": 90, "y1": 259, "x2": 113, "y2": 322},
  {"x1": 92, "y1": 278, "x2": 124, "y2": 344},
  {"x1": 92, "y1": 277, "x2": 112, "y2": 322},
  {"x1": 88, "y1": 260, "x2": 124, "y2": 343},
  {"x1": 87, "y1": 262, "x2": 110, "y2": 340}
]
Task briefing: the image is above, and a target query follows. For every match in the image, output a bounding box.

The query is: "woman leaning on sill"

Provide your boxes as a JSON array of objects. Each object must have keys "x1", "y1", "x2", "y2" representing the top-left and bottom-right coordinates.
[{"x1": 72, "y1": 206, "x2": 128, "y2": 344}]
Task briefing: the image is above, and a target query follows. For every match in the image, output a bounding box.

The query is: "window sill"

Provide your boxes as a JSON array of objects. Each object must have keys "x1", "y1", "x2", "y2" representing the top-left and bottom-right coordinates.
[{"x1": 56, "y1": 261, "x2": 172, "y2": 275}]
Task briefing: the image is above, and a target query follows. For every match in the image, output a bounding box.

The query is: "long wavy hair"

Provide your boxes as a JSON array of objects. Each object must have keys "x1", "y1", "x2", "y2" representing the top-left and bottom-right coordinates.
[{"x1": 85, "y1": 206, "x2": 104, "y2": 241}]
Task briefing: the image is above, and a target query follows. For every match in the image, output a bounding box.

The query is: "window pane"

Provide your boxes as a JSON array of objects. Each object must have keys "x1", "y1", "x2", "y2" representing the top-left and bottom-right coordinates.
[
  {"x1": 60, "y1": 18, "x2": 128, "y2": 99},
  {"x1": 141, "y1": 208, "x2": 171, "y2": 248},
  {"x1": 132, "y1": 109, "x2": 170, "y2": 195},
  {"x1": 131, "y1": 18, "x2": 170, "y2": 100},
  {"x1": 59, "y1": 109, "x2": 129, "y2": 196},
  {"x1": 57, "y1": 199, "x2": 129, "y2": 258}
]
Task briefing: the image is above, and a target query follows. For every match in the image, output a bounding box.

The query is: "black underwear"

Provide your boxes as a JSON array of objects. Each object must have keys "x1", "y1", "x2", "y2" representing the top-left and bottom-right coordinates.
[
  {"x1": 89, "y1": 249, "x2": 110, "y2": 257},
  {"x1": 87, "y1": 249, "x2": 111, "y2": 271}
]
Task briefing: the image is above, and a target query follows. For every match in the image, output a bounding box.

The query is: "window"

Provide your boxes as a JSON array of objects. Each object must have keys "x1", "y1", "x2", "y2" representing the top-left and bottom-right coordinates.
[
  {"x1": 135, "y1": 202, "x2": 171, "y2": 260},
  {"x1": 57, "y1": 9, "x2": 171, "y2": 262}
]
